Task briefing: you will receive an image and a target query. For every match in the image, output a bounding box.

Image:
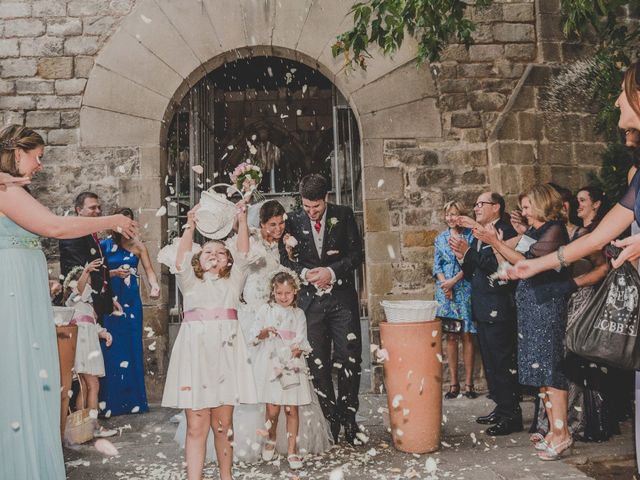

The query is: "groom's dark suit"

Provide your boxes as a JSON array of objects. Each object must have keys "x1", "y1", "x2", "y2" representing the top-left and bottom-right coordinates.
[
  {"x1": 280, "y1": 203, "x2": 362, "y2": 428},
  {"x1": 59, "y1": 234, "x2": 114, "y2": 321}
]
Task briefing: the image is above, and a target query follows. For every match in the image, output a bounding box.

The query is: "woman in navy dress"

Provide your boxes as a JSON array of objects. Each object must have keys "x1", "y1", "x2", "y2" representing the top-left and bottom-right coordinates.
[
  {"x1": 433, "y1": 200, "x2": 476, "y2": 399},
  {"x1": 478, "y1": 184, "x2": 571, "y2": 460},
  {"x1": 512, "y1": 63, "x2": 640, "y2": 467},
  {"x1": 100, "y1": 207, "x2": 160, "y2": 416}
]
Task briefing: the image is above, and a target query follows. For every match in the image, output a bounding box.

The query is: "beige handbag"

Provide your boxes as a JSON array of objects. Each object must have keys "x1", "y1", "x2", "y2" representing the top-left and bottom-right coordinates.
[{"x1": 63, "y1": 379, "x2": 95, "y2": 445}]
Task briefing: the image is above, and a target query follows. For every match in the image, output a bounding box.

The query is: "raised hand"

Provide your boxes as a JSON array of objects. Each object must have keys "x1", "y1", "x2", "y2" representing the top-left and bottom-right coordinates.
[
  {"x1": 456, "y1": 215, "x2": 481, "y2": 230},
  {"x1": 111, "y1": 214, "x2": 138, "y2": 239},
  {"x1": 611, "y1": 234, "x2": 640, "y2": 268},
  {"x1": 510, "y1": 210, "x2": 528, "y2": 235},
  {"x1": 449, "y1": 235, "x2": 469, "y2": 259},
  {"x1": 0, "y1": 172, "x2": 31, "y2": 190},
  {"x1": 84, "y1": 258, "x2": 103, "y2": 273}
]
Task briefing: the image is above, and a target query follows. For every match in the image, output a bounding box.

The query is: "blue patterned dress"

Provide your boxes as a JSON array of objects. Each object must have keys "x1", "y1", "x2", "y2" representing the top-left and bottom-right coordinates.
[
  {"x1": 433, "y1": 228, "x2": 475, "y2": 333},
  {"x1": 0, "y1": 217, "x2": 65, "y2": 479},
  {"x1": 99, "y1": 238, "x2": 148, "y2": 416}
]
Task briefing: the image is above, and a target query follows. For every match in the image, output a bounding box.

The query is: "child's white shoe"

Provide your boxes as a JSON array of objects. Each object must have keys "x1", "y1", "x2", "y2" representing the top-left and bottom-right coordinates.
[
  {"x1": 261, "y1": 440, "x2": 276, "y2": 461},
  {"x1": 287, "y1": 454, "x2": 303, "y2": 470},
  {"x1": 94, "y1": 426, "x2": 117, "y2": 438}
]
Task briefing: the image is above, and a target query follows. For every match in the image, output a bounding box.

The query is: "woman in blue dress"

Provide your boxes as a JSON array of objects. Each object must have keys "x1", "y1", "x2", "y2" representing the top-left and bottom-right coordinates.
[
  {"x1": 0, "y1": 125, "x2": 136, "y2": 479},
  {"x1": 100, "y1": 207, "x2": 160, "y2": 416},
  {"x1": 433, "y1": 200, "x2": 476, "y2": 399}
]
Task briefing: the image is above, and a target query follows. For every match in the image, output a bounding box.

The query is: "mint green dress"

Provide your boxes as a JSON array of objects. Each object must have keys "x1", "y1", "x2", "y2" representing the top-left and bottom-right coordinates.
[{"x1": 0, "y1": 216, "x2": 65, "y2": 479}]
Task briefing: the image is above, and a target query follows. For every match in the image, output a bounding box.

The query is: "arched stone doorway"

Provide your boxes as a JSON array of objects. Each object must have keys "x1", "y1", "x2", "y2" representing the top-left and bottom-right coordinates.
[
  {"x1": 163, "y1": 55, "x2": 368, "y2": 372},
  {"x1": 79, "y1": 0, "x2": 442, "y2": 395}
]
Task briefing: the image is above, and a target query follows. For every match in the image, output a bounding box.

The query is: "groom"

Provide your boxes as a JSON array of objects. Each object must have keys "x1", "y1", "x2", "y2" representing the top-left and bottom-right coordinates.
[{"x1": 280, "y1": 174, "x2": 364, "y2": 445}]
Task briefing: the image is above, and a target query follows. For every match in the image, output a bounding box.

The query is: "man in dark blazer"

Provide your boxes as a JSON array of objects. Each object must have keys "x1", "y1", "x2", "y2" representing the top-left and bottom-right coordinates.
[
  {"x1": 280, "y1": 174, "x2": 364, "y2": 445},
  {"x1": 59, "y1": 191, "x2": 115, "y2": 321},
  {"x1": 450, "y1": 191, "x2": 522, "y2": 436}
]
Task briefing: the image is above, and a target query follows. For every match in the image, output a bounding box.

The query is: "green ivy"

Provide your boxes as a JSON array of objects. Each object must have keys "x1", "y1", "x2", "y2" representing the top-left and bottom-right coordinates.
[{"x1": 332, "y1": 0, "x2": 492, "y2": 70}]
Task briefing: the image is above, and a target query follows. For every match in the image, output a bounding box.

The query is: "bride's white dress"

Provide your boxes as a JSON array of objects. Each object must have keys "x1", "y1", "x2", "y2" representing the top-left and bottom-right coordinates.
[{"x1": 174, "y1": 229, "x2": 332, "y2": 463}]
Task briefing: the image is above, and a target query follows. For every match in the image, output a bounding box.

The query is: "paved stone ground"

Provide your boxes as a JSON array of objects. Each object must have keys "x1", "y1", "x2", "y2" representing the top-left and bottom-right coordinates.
[{"x1": 64, "y1": 394, "x2": 634, "y2": 480}]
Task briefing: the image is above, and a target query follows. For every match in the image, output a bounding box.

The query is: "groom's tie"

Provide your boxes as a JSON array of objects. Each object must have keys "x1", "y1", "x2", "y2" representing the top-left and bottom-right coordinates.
[{"x1": 314, "y1": 220, "x2": 322, "y2": 233}]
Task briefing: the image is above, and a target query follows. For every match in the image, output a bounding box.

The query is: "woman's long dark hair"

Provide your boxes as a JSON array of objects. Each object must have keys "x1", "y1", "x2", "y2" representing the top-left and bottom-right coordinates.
[{"x1": 112, "y1": 207, "x2": 134, "y2": 247}]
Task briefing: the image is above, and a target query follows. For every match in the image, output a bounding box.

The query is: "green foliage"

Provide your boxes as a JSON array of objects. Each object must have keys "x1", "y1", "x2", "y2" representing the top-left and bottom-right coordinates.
[
  {"x1": 588, "y1": 143, "x2": 634, "y2": 202},
  {"x1": 332, "y1": 0, "x2": 492, "y2": 70},
  {"x1": 558, "y1": 2, "x2": 640, "y2": 200}
]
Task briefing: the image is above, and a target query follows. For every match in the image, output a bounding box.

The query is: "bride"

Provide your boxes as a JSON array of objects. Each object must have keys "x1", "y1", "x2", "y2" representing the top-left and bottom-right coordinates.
[{"x1": 174, "y1": 199, "x2": 332, "y2": 464}]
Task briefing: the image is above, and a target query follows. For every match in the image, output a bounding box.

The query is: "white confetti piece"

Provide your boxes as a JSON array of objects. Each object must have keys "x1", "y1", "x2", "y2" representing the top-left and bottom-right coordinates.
[
  {"x1": 367, "y1": 448, "x2": 377, "y2": 457},
  {"x1": 387, "y1": 244, "x2": 396, "y2": 259},
  {"x1": 396, "y1": 428, "x2": 404, "y2": 437},
  {"x1": 346, "y1": 332, "x2": 357, "y2": 341},
  {"x1": 531, "y1": 362, "x2": 540, "y2": 369},
  {"x1": 156, "y1": 452, "x2": 167, "y2": 459},
  {"x1": 140, "y1": 14, "x2": 152, "y2": 23},
  {"x1": 95, "y1": 438, "x2": 118, "y2": 456},
  {"x1": 39, "y1": 369, "x2": 48, "y2": 379},
  {"x1": 436, "y1": 353, "x2": 443, "y2": 363},
  {"x1": 489, "y1": 310, "x2": 497, "y2": 317},
  {"x1": 89, "y1": 409, "x2": 98, "y2": 419},
  {"x1": 554, "y1": 419, "x2": 564, "y2": 429},
  {"x1": 192, "y1": 165, "x2": 204, "y2": 174},
  {"x1": 425, "y1": 457, "x2": 438, "y2": 473},
  {"x1": 120, "y1": 361, "x2": 129, "y2": 368},
  {"x1": 377, "y1": 179, "x2": 385, "y2": 188},
  {"x1": 431, "y1": 330, "x2": 438, "y2": 337},
  {"x1": 131, "y1": 406, "x2": 140, "y2": 413},
  {"x1": 155, "y1": 206, "x2": 167, "y2": 217},
  {"x1": 148, "y1": 341, "x2": 156, "y2": 351},
  {"x1": 391, "y1": 394, "x2": 403, "y2": 408},
  {"x1": 99, "y1": 401, "x2": 106, "y2": 410},
  {"x1": 10, "y1": 421, "x2": 20, "y2": 431}
]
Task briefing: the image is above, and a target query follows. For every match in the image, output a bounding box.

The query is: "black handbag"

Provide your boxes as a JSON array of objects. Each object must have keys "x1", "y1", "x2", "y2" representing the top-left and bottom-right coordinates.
[
  {"x1": 565, "y1": 251, "x2": 640, "y2": 370},
  {"x1": 437, "y1": 316, "x2": 463, "y2": 333}
]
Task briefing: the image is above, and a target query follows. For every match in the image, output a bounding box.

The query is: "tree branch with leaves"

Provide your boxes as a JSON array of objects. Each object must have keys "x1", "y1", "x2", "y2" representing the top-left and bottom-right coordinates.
[{"x1": 332, "y1": 0, "x2": 493, "y2": 70}]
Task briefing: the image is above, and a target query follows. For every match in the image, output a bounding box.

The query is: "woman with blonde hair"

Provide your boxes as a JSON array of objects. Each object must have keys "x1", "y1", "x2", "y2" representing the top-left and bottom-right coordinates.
[
  {"x1": 0, "y1": 124, "x2": 136, "y2": 479},
  {"x1": 433, "y1": 200, "x2": 477, "y2": 398},
  {"x1": 474, "y1": 184, "x2": 572, "y2": 460}
]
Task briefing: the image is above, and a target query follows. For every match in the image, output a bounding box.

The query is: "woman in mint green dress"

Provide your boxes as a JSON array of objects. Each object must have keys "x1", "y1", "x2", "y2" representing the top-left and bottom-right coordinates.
[{"x1": 0, "y1": 125, "x2": 137, "y2": 480}]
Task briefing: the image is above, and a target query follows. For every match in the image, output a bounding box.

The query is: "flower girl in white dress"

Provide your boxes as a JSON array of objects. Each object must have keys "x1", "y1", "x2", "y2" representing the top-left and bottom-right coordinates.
[
  {"x1": 160, "y1": 203, "x2": 256, "y2": 480},
  {"x1": 251, "y1": 269, "x2": 313, "y2": 470},
  {"x1": 63, "y1": 260, "x2": 116, "y2": 438}
]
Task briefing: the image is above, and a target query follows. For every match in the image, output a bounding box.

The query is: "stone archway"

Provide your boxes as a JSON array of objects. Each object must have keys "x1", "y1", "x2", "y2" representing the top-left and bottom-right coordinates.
[{"x1": 79, "y1": 0, "x2": 442, "y2": 392}]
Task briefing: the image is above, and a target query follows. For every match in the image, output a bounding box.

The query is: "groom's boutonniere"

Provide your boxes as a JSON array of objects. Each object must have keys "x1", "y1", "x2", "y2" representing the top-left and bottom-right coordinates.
[{"x1": 328, "y1": 217, "x2": 339, "y2": 233}]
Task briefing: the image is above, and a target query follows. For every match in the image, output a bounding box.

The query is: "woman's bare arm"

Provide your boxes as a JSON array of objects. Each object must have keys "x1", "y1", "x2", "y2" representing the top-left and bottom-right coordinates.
[{"x1": 0, "y1": 185, "x2": 135, "y2": 239}]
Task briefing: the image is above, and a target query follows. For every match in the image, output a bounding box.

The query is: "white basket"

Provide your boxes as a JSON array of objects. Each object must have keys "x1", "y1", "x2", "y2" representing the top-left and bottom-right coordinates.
[
  {"x1": 380, "y1": 300, "x2": 439, "y2": 323},
  {"x1": 52, "y1": 306, "x2": 75, "y2": 326}
]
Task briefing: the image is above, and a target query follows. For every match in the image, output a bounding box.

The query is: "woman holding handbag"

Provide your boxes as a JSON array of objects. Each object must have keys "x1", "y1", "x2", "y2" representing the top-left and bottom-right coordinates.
[{"x1": 433, "y1": 201, "x2": 477, "y2": 399}]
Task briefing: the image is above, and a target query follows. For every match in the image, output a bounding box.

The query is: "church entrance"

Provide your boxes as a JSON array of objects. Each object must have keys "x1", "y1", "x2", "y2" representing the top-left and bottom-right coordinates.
[{"x1": 163, "y1": 56, "x2": 369, "y2": 374}]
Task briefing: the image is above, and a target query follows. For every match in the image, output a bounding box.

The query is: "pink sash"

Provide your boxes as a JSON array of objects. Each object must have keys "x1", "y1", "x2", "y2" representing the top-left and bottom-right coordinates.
[
  {"x1": 277, "y1": 329, "x2": 296, "y2": 340},
  {"x1": 70, "y1": 314, "x2": 97, "y2": 326},
  {"x1": 183, "y1": 308, "x2": 238, "y2": 322}
]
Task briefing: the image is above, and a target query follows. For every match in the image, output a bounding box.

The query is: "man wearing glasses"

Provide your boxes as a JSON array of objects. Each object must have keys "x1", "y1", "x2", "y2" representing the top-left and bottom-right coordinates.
[{"x1": 450, "y1": 192, "x2": 522, "y2": 436}]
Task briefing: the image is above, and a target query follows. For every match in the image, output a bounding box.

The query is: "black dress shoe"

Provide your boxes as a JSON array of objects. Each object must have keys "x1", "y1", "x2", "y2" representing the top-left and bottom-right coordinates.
[
  {"x1": 486, "y1": 416, "x2": 523, "y2": 436},
  {"x1": 476, "y1": 411, "x2": 499, "y2": 425},
  {"x1": 330, "y1": 420, "x2": 340, "y2": 443},
  {"x1": 344, "y1": 421, "x2": 366, "y2": 446}
]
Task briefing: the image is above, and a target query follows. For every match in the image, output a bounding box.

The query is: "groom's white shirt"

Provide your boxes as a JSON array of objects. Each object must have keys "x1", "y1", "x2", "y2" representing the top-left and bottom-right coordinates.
[{"x1": 301, "y1": 208, "x2": 336, "y2": 284}]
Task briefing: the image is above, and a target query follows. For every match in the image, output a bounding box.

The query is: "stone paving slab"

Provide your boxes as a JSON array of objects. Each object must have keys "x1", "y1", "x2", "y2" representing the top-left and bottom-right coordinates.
[{"x1": 64, "y1": 394, "x2": 633, "y2": 479}]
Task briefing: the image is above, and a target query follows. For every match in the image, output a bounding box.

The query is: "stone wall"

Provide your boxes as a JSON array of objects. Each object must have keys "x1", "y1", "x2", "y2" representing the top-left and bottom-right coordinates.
[{"x1": 1, "y1": 0, "x2": 610, "y2": 395}]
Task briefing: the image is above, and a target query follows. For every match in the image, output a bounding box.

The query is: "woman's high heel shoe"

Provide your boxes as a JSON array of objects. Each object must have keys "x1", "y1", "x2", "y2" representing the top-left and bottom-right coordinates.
[
  {"x1": 530, "y1": 433, "x2": 548, "y2": 451},
  {"x1": 537, "y1": 437, "x2": 573, "y2": 461}
]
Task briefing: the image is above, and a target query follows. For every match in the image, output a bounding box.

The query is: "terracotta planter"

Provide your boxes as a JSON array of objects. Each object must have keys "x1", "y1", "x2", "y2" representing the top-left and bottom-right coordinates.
[
  {"x1": 380, "y1": 319, "x2": 442, "y2": 453},
  {"x1": 56, "y1": 324, "x2": 78, "y2": 438}
]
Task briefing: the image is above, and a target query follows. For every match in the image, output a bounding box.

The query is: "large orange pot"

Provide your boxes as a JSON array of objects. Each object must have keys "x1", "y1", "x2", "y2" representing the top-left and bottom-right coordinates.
[
  {"x1": 380, "y1": 319, "x2": 442, "y2": 453},
  {"x1": 56, "y1": 324, "x2": 77, "y2": 438}
]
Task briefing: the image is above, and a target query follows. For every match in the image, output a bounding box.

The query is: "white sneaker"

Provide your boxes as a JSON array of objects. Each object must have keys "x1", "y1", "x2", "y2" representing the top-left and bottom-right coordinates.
[
  {"x1": 287, "y1": 454, "x2": 303, "y2": 470},
  {"x1": 261, "y1": 440, "x2": 276, "y2": 461},
  {"x1": 94, "y1": 426, "x2": 117, "y2": 438}
]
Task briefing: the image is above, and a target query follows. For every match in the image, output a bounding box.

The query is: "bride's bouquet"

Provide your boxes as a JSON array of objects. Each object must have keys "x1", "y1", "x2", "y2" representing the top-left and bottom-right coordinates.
[{"x1": 230, "y1": 162, "x2": 263, "y2": 200}]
